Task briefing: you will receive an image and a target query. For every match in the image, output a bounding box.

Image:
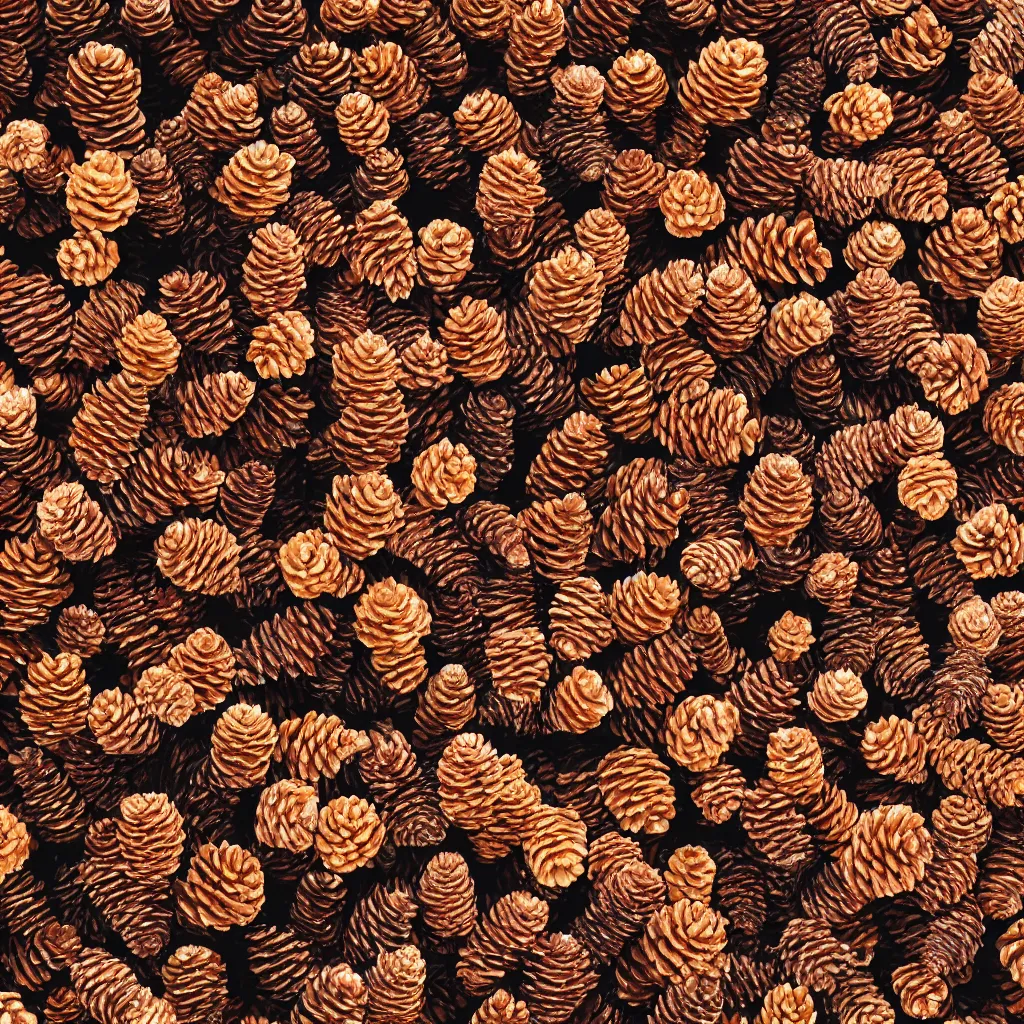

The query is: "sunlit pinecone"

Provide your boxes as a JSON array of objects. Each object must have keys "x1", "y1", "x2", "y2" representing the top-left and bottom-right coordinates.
[
  {"x1": 437, "y1": 296, "x2": 509, "y2": 385},
  {"x1": 177, "y1": 841, "x2": 265, "y2": 930},
  {"x1": 485, "y1": 625, "x2": 552, "y2": 704},
  {"x1": 364, "y1": 945, "x2": 425, "y2": 1024},
  {"x1": 0, "y1": 118, "x2": 48, "y2": 171},
  {"x1": 691, "y1": 262, "x2": 765, "y2": 356},
  {"x1": 116, "y1": 310, "x2": 180, "y2": 388},
  {"x1": 601, "y1": 148, "x2": 667, "y2": 220},
  {"x1": 860, "y1": 715, "x2": 928, "y2": 784},
  {"x1": 453, "y1": 89, "x2": 521, "y2": 155},
  {"x1": 0, "y1": 804, "x2": 30, "y2": 881},
  {"x1": 19, "y1": 650, "x2": 89, "y2": 745},
  {"x1": 529, "y1": 245, "x2": 605, "y2": 348},
  {"x1": 505, "y1": 0, "x2": 565, "y2": 96},
  {"x1": 56, "y1": 605, "x2": 104, "y2": 659},
  {"x1": 804, "y1": 552, "x2": 858, "y2": 609},
  {"x1": 88, "y1": 687, "x2": 160, "y2": 755},
  {"x1": 36, "y1": 481, "x2": 116, "y2": 562},
  {"x1": 896, "y1": 454, "x2": 957, "y2": 520},
  {"x1": 574, "y1": 207, "x2": 628, "y2": 284},
  {"x1": 315, "y1": 794, "x2": 385, "y2": 873},
  {"x1": 605, "y1": 49, "x2": 668, "y2": 133},
  {"x1": 679, "y1": 536, "x2": 756, "y2": 595},
  {"x1": 449, "y1": 0, "x2": 510, "y2": 40},
  {"x1": 615, "y1": 897, "x2": 728, "y2": 1003},
  {"x1": 677, "y1": 36, "x2": 768, "y2": 126},
  {"x1": 410, "y1": 438, "x2": 477, "y2": 509},
  {"x1": 609, "y1": 571, "x2": 681, "y2": 644},
  {"x1": 598, "y1": 746, "x2": 676, "y2": 834},
  {"x1": 521, "y1": 804, "x2": 587, "y2": 887},
  {"x1": 843, "y1": 219, "x2": 905, "y2": 272},
  {"x1": 546, "y1": 666, "x2": 613, "y2": 733},
  {"x1": 241, "y1": 222, "x2": 305, "y2": 318},
  {"x1": 133, "y1": 663, "x2": 195, "y2": 726},
  {"x1": 66, "y1": 150, "x2": 138, "y2": 232},
  {"x1": 952, "y1": 503, "x2": 1024, "y2": 579},
  {"x1": 211, "y1": 141, "x2": 294, "y2": 220},
  {"x1": 116, "y1": 792, "x2": 184, "y2": 880},
  {"x1": 347, "y1": 198, "x2": 416, "y2": 301},
  {"x1": 548, "y1": 575, "x2": 615, "y2": 661},
  {"x1": 664, "y1": 845, "x2": 716, "y2": 904},
  {"x1": 457, "y1": 889, "x2": 549, "y2": 995},
  {"x1": 293, "y1": 963, "x2": 368, "y2": 1024},
  {"x1": 178, "y1": 372, "x2": 255, "y2": 438},
  {"x1": 275, "y1": 710, "x2": 369, "y2": 781},
  {"x1": 254, "y1": 779, "x2": 318, "y2": 853},
  {"x1": 756, "y1": 983, "x2": 816, "y2": 1024},
  {"x1": 65, "y1": 42, "x2": 146, "y2": 156},
  {"x1": 665, "y1": 695, "x2": 740, "y2": 772},
  {"x1": 979, "y1": 276, "x2": 1024, "y2": 361},
  {"x1": 809, "y1": 669, "x2": 868, "y2": 724},
  {"x1": 476, "y1": 147, "x2": 546, "y2": 228},
  {"x1": 659, "y1": 169, "x2": 725, "y2": 238},
  {"x1": 324, "y1": 471, "x2": 404, "y2": 560},
  {"x1": 353, "y1": 577, "x2": 431, "y2": 692},
  {"x1": 166, "y1": 628, "x2": 235, "y2": 712},
  {"x1": 246, "y1": 310, "x2": 314, "y2": 380},
  {"x1": 209, "y1": 703, "x2": 278, "y2": 788},
  {"x1": 56, "y1": 229, "x2": 119, "y2": 287},
  {"x1": 354, "y1": 41, "x2": 428, "y2": 121},
  {"x1": 657, "y1": 386, "x2": 762, "y2": 465},
  {"x1": 335, "y1": 91, "x2": 390, "y2": 156},
  {"x1": 763, "y1": 293, "x2": 834, "y2": 363},
  {"x1": 518, "y1": 492, "x2": 593, "y2": 581},
  {"x1": 415, "y1": 218, "x2": 473, "y2": 292},
  {"x1": 160, "y1": 945, "x2": 229, "y2": 1024},
  {"x1": 278, "y1": 528, "x2": 359, "y2": 599},
  {"x1": 908, "y1": 331, "x2": 989, "y2": 416},
  {"x1": 616, "y1": 258, "x2": 704, "y2": 347},
  {"x1": 919, "y1": 206, "x2": 1002, "y2": 300},
  {"x1": 983, "y1": 683, "x2": 1024, "y2": 753},
  {"x1": 181, "y1": 73, "x2": 263, "y2": 154},
  {"x1": 155, "y1": 518, "x2": 241, "y2": 595},
  {"x1": 984, "y1": 381, "x2": 1024, "y2": 455},
  {"x1": 768, "y1": 611, "x2": 814, "y2": 662},
  {"x1": 824, "y1": 83, "x2": 893, "y2": 142},
  {"x1": 739, "y1": 453, "x2": 814, "y2": 547}
]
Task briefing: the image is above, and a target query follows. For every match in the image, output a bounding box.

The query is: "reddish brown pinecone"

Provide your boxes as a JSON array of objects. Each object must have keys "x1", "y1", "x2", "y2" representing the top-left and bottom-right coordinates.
[
  {"x1": 211, "y1": 141, "x2": 294, "y2": 220},
  {"x1": 19, "y1": 651, "x2": 89, "y2": 745},
  {"x1": 177, "y1": 842, "x2": 265, "y2": 930},
  {"x1": 36, "y1": 481, "x2": 117, "y2": 561},
  {"x1": 65, "y1": 43, "x2": 146, "y2": 156}
]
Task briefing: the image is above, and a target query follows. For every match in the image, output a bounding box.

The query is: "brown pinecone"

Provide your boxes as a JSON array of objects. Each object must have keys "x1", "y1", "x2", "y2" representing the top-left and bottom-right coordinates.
[
  {"x1": 0, "y1": 804, "x2": 30, "y2": 881},
  {"x1": 178, "y1": 372, "x2": 255, "y2": 438},
  {"x1": 457, "y1": 890, "x2": 549, "y2": 995},
  {"x1": 364, "y1": 945, "x2": 426, "y2": 1024},
  {"x1": 116, "y1": 310, "x2": 180, "y2": 388},
  {"x1": 348, "y1": 198, "x2": 416, "y2": 302},
  {"x1": 241, "y1": 222, "x2": 305, "y2": 318},
  {"x1": 763, "y1": 293, "x2": 834, "y2": 363},
  {"x1": 414, "y1": 664, "x2": 476, "y2": 741},
  {"x1": 438, "y1": 296, "x2": 509, "y2": 384},
  {"x1": 211, "y1": 140, "x2": 294, "y2": 220},
  {"x1": 293, "y1": 963, "x2": 368, "y2": 1024},
  {"x1": 182, "y1": 75, "x2": 263, "y2": 155},
  {"x1": 665, "y1": 695, "x2": 740, "y2": 772},
  {"x1": 824, "y1": 83, "x2": 893, "y2": 142},
  {"x1": 528, "y1": 245, "x2": 605, "y2": 348},
  {"x1": 324, "y1": 470, "x2": 404, "y2": 560},
  {"x1": 609, "y1": 571, "x2": 681, "y2": 644},
  {"x1": 36, "y1": 481, "x2": 116, "y2": 562},
  {"x1": 919, "y1": 206, "x2": 1002, "y2": 299},
  {"x1": 756, "y1": 983, "x2": 816, "y2": 1024},
  {"x1": 278, "y1": 528, "x2": 360, "y2": 600},
  {"x1": 315, "y1": 794, "x2": 385, "y2": 873},
  {"x1": 574, "y1": 207, "x2": 628, "y2": 284},
  {"x1": 908, "y1": 330, "x2": 989, "y2": 416},
  {"x1": 518, "y1": 492, "x2": 593, "y2": 581},
  {"x1": 416, "y1": 218, "x2": 473, "y2": 292},
  {"x1": 470, "y1": 989, "x2": 529, "y2": 1024},
  {"x1": 601, "y1": 147, "x2": 666, "y2": 219},
  {"x1": 984, "y1": 382, "x2": 1024, "y2": 455},
  {"x1": 177, "y1": 841, "x2": 265, "y2": 931},
  {"x1": 161, "y1": 945, "x2": 229, "y2": 1024},
  {"x1": 546, "y1": 666, "x2": 613, "y2": 733},
  {"x1": 0, "y1": 532, "x2": 73, "y2": 632},
  {"x1": 65, "y1": 149, "x2": 139, "y2": 233},
  {"x1": 281, "y1": 191, "x2": 347, "y2": 268},
  {"x1": 122, "y1": 147, "x2": 181, "y2": 239},
  {"x1": 209, "y1": 703, "x2": 278, "y2": 788},
  {"x1": 677, "y1": 36, "x2": 768, "y2": 125},
  {"x1": 355, "y1": 41, "x2": 429, "y2": 121},
  {"x1": 804, "y1": 552, "x2": 858, "y2": 608},
  {"x1": 664, "y1": 844, "x2": 716, "y2": 904},
  {"x1": 354, "y1": 578, "x2": 431, "y2": 692},
  {"x1": 65, "y1": 42, "x2": 145, "y2": 155},
  {"x1": 691, "y1": 262, "x2": 765, "y2": 356},
  {"x1": 605, "y1": 48, "x2": 668, "y2": 133},
  {"x1": 598, "y1": 746, "x2": 676, "y2": 834},
  {"x1": 272, "y1": 102, "x2": 329, "y2": 179},
  {"x1": 808, "y1": 669, "x2": 868, "y2": 723},
  {"x1": 897, "y1": 453, "x2": 957, "y2": 520},
  {"x1": 504, "y1": 0, "x2": 565, "y2": 96},
  {"x1": 335, "y1": 91, "x2": 390, "y2": 156},
  {"x1": 158, "y1": 268, "x2": 235, "y2": 353},
  {"x1": 658, "y1": 386, "x2": 762, "y2": 465},
  {"x1": 953, "y1": 503, "x2": 1024, "y2": 579},
  {"x1": 679, "y1": 536, "x2": 756, "y2": 595},
  {"x1": 476, "y1": 147, "x2": 546, "y2": 228},
  {"x1": 56, "y1": 228, "x2": 119, "y2": 286},
  {"x1": 615, "y1": 898, "x2": 728, "y2": 1003},
  {"x1": 87, "y1": 687, "x2": 160, "y2": 755},
  {"x1": 133, "y1": 663, "x2": 195, "y2": 726},
  {"x1": 154, "y1": 518, "x2": 241, "y2": 596},
  {"x1": 418, "y1": 850, "x2": 477, "y2": 938},
  {"x1": 163, "y1": 628, "x2": 234, "y2": 713},
  {"x1": 275, "y1": 710, "x2": 369, "y2": 781},
  {"x1": 660, "y1": 169, "x2": 725, "y2": 238},
  {"x1": 247, "y1": 310, "x2": 314, "y2": 380},
  {"x1": 19, "y1": 650, "x2": 89, "y2": 746},
  {"x1": 116, "y1": 792, "x2": 184, "y2": 880},
  {"x1": 485, "y1": 625, "x2": 552, "y2": 704},
  {"x1": 255, "y1": 779, "x2": 318, "y2": 853},
  {"x1": 843, "y1": 219, "x2": 905, "y2": 271},
  {"x1": 410, "y1": 438, "x2": 477, "y2": 509},
  {"x1": 453, "y1": 88, "x2": 520, "y2": 156},
  {"x1": 739, "y1": 454, "x2": 814, "y2": 548},
  {"x1": 617, "y1": 258, "x2": 704, "y2": 347},
  {"x1": 767, "y1": 611, "x2": 815, "y2": 662}
]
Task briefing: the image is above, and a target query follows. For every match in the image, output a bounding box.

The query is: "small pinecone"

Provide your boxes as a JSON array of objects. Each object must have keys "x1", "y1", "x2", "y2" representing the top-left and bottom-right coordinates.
[
  {"x1": 335, "y1": 91, "x2": 391, "y2": 156},
  {"x1": 66, "y1": 150, "x2": 139, "y2": 233},
  {"x1": 454, "y1": 89, "x2": 521, "y2": 154},
  {"x1": 130, "y1": 147, "x2": 184, "y2": 236},
  {"x1": 897, "y1": 454, "x2": 957, "y2": 520},
  {"x1": 211, "y1": 141, "x2": 294, "y2": 220},
  {"x1": 410, "y1": 438, "x2": 476, "y2": 509},
  {"x1": 177, "y1": 841, "x2": 265, "y2": 931},
  {"x1": 133, "y1": 664, "x2": 195, "y2": 726},
  {"x1": 272, "y1": 101, "x2": 330, "y2": 178},
  {"x1": 255, "y1": 779, "x2": 318, "y2": 853},
  {"x1": 665, "y1": 694, "x2": 740, "y2": 772},
  {"x1": 439, "y1": 296, "x2": 509, "y2": 384},
  {"x1": 36, "y1": 481, "x2": 116, "y2": 562},
  {"x1": 56, "y1": 229, "x2": 119, "y2": 287},
  {"x1": 56, "y1": 604, "x2": 105, "y2": 658},
  {"x1": 598, "y1": 746, "x2": 676, "y2": 834},
  {"x1": 178, "y1": 372, "x2": 256, "y2": 438},
  {"x1": 87, "y1": 687, "x2": 160, "y2": 755},
  {"x1": 546, "y1": 666, "x2": 613, "y2": 734},
  {"x1": 116, "y1": 792, "x2": 185, "y2": 880},
  {"x1": 241, "y1": 222, "x2": 306, "y2": 318},
  {"x1": 116, "y1": 310, "x2": 180, "y2": 387},
  {"x1": 316, "y1": 794, "x2": 385, "y2": 873},
  {"x1": 348, "y1": 198, "x2": 416, "y2": 302},
  {"x1": 677, "y1": 36, "x2": 768, "y2": 126},
  {"x1": 154, "y1": 518, "x2": 242, "y2": 595},
  {"x1": 209, "y1": 703, "x2": 278, "y2": 788},
  {"x1": 919, "y1": 206, "x2": 1002, "y2": 300},
  {"x1": 65, "y1": 42, "x2": 146, "y2": 155},
  {"x1": 824, "y1": 83, "x2": 893, "y2": 142},
  {"x1": 660, "y1": 169, "x2": 725, "y2": 238},
  {"x1": 767, "y1": 611, "x2": 815, "y2": 662},
  {"x1": 952, "y1": 502, "x2": 1024, "y2": 579},
  {"x1": 247, "y1": 310, "x2": 315, "y2": 380},
  {"x1": 365, "y1": 945, "x2": 426, "y2": 1024},
  {"x1": 416, "y1": 219, "x2": 474, "y2": 292},
  {"x1": 281, "y1": 191, "x2": 347, "y2": 268},
  {"x1": 161, "y1": 945, "x2": 229, "y2": 1024},
  {"x1": 505, "y1": 0, "x2": 566, "y2": 96}
]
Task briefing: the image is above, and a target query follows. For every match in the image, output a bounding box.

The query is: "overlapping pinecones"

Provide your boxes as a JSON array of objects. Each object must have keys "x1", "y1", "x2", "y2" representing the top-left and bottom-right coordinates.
[{"x1": 4, "y1": 0, "x2": 1024, "y2": 1022}]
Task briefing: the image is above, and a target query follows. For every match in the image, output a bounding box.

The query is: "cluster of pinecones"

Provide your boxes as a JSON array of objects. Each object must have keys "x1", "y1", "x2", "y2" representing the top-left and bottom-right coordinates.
[{"x1": 5, "y1": 0, "x2": 1024, "y2": 1021}]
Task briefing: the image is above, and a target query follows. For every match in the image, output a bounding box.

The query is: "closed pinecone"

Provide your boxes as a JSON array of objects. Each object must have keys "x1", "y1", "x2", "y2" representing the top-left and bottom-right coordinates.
[
  {"x1": 601, "y1": 148, "x2": 666, "y2": 220},
  {"x1": 476, "y1": 148, "x2": 546, "y2": 228},
  {"x1": 984, "y1": 382, "x2": 1024, "y2": 454},
  {"x1": 920, "y1": 206, "x2": 1002, "y2": 299},
  {"x1": 457, "y1": 890, "x2": 550, "y2": 995},
  {"x1": 763, "y1": 293, "x2": 834, "y2": 363},
  {"x1": 574, "y1": 208, "x2": 628, "y2": 284},
  {"x1": 0, "y1": 532, "x2": 74, "y2": 633},
  {"x1": 247, "y1": 310, "x2": 315, "y2": 379},
  {"x1": 161, "y1": 945, "x2": 229, "y2": 1024},
  {"x1": 951, "y1": 596, "x2": 1006, "y2": 655},
  {"x1": 354, "y1": 41, "x2": 428, "y2": 121},
  {"x1": 87, "y1": 687, "x2": 160, "y2": 755},
  {"x1": 505, "y1": 0, "x2": 565, "y2": 96},
  {"x1": 272, "y1": 102, "x2": 329, "y2": 179},
  {"x1": 739, "y1": 453, "x2": 814, "y2": 547},
  {"x1": 768, "y1": 611, "x2": 815, "y2": 662},
  {"x1": 415, "y1": 219, "x2": 473, "y2": 292},
  {"x1": 130, "y1": 147, "x2": 184, "y2": 237},
  {"x1": 605, "y1": 49, "x2": 668, "y2": 132},
  {"x1": 805, "y1": 552, "x2": 858, "y2": 608},
  {"x1": 528, "y1": 245, "x2": 605, "y2": 348},
  {"x1": 658, "y1": 387, "x2": 762, "y2": 465},
  {"x1": 241, "y1": 222, "x2": 305, "y2": 318},
  {"x1": 756, "y1": 983, "x2": 816, "y2": 1024},
  {"x1": 293, "y1": 963, "x2": 368, "y2": 1024},
  {"x1": 116, "y1": 310, "x2": 180, "y2": 387},
  {"x1": 824, "y1": 83, "x2": 893, "y2": 142},
  {"x1": 181, "y1": 73, "x2": 262, "y2": 154},
  {"x1": 666, "y1": 695, "x2": 740, "y2": 773},
  {"x1": 664, "y1": 845, "x2": 716, "y2": 904},
  {"x1": 116, "y1": 792, "x2": 185, "y2": 880},
  {"x1": 210, "y1": 703, "x2": 278, "y2": 788},
  {"x1": 19, "y1": 650, "x2": 89, "y2": 745},
  {"x1": 348, "y1": 198, "x2": 416, "y2": 302},
  {"x1": 660, "y1": 169, "x2": 725, "y2": 238},
  {"x1": 518, "y1": 492, "x2": 593, "y2": 580},
  {"x1": 609, "y1": 571, "x2": 681, "y2": 644},
  {"x1": 843, "y1": 219, "x2": 905, "y2": 271},
  {"x1": 56, "y1": 229, "x2": 119, "y2": 286},
  {"x1": 418, "y1": 851, "x2": 477, "y2": 938},
  {"x1": 158, "y1": 268, "x2": 235, "y2": 354},
  {"x1": 324, "y1": 471, "x2": 404, "y2": 560},
  {"x1": 65, "y1": 42, "x2": 145, "y2": 155},
  {"x1": 485, "y1": 625, "x2": 552, "y2": 704},
  {"x1": 598, "y1": 746, "x2": 676, "y2": 834},
  {"x1": 335, "y1": 91, "x2": 390, "y2": 156},
  {"x1": 677, "y1": 36, "x2": 768, "y2": 126},
  {"x1": 617, "y1": 259, "x2": 704, "y2": 347},
  {"x1": 454, "y1": 89, "x2": 521, "y2": 155},
  {"x1": 809, "y1": 669, "x2": 868, "y2": 723},
  {"x1": 415, "y1": 664, "x2": 477, "y2": 741},
  {"x1": 36, "y1": 481, "x2": 116, "y2": 561},
  {"x1": 549, "y1": 577, "x2": 613, "y2": 661},
  {"x1": 66, "y1": 149, "x2": 139, "y2": 232},
  {"x1": 953, "y1": 503, "x2": 1024, "y2": 579},
  {"x1": 615, "y1": 898, "x2": 728, "y2": 1003},
  {"x1": 177, "y1": 841, "x2": 265, "y2": 930},
  {"x1": 897, "y1": 453, "x2": 957, "y2": 520},
  {"x1": 526, "y1": 411, "x2": 613, "y2": 501},
  {"x1": 281, "y1": 192, "x2": 347, "y2": 268},
  {"x1": 690, "y1": 262, "x2": 764, "y2": 357},
  {"x1": 278, "y1": 528, "x2": 356, "y2": 599},
  {"x1": 546, "y1": 666, "x2": 613, "y2": 733},
  {"x1": 979, "y1": 276, "x2": 1024, "y2": 361},
  {"x1": 275, "y1": 710, "x2": 370, "y2": 781},
  {"x1": 255, "y1": 779, "x2": 318, "y2": 852},
  {"x1": 0, "y1": 117, "x2": 48, "y2": 171},
  {"x1": 133, "y1": 663, "x2": 195, "y2": 726},
  {"x1": 0, "y1": 804, "x2": 30, "y2": 881},
  {"x1": 411, "y1": 438, "x2": 476, "y2": 509},
  {"x1": 679, "y1": 536, "x2": 755, "y2": 595},
  {"x1": 154, "y1": 518, "x2": 242, "y2": 595},
  {"x1": 316, "y1": 794, "x2": 385, "y2": 873},
  {"x1": 178, "y1": 372, "x2": 255, "y2": 438},
  {"x1": 909, "y1": 331, "x2": 989, "y2": 416},
  {"x1": 438, "y1": 296, "x2": 509, "y2": 384},
  {"x1": 354, "y1": 578, "x2": 431, "y2": 692},
  {"x1": 211, "y1": 141, "x2": 294, "y2": 220}
]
